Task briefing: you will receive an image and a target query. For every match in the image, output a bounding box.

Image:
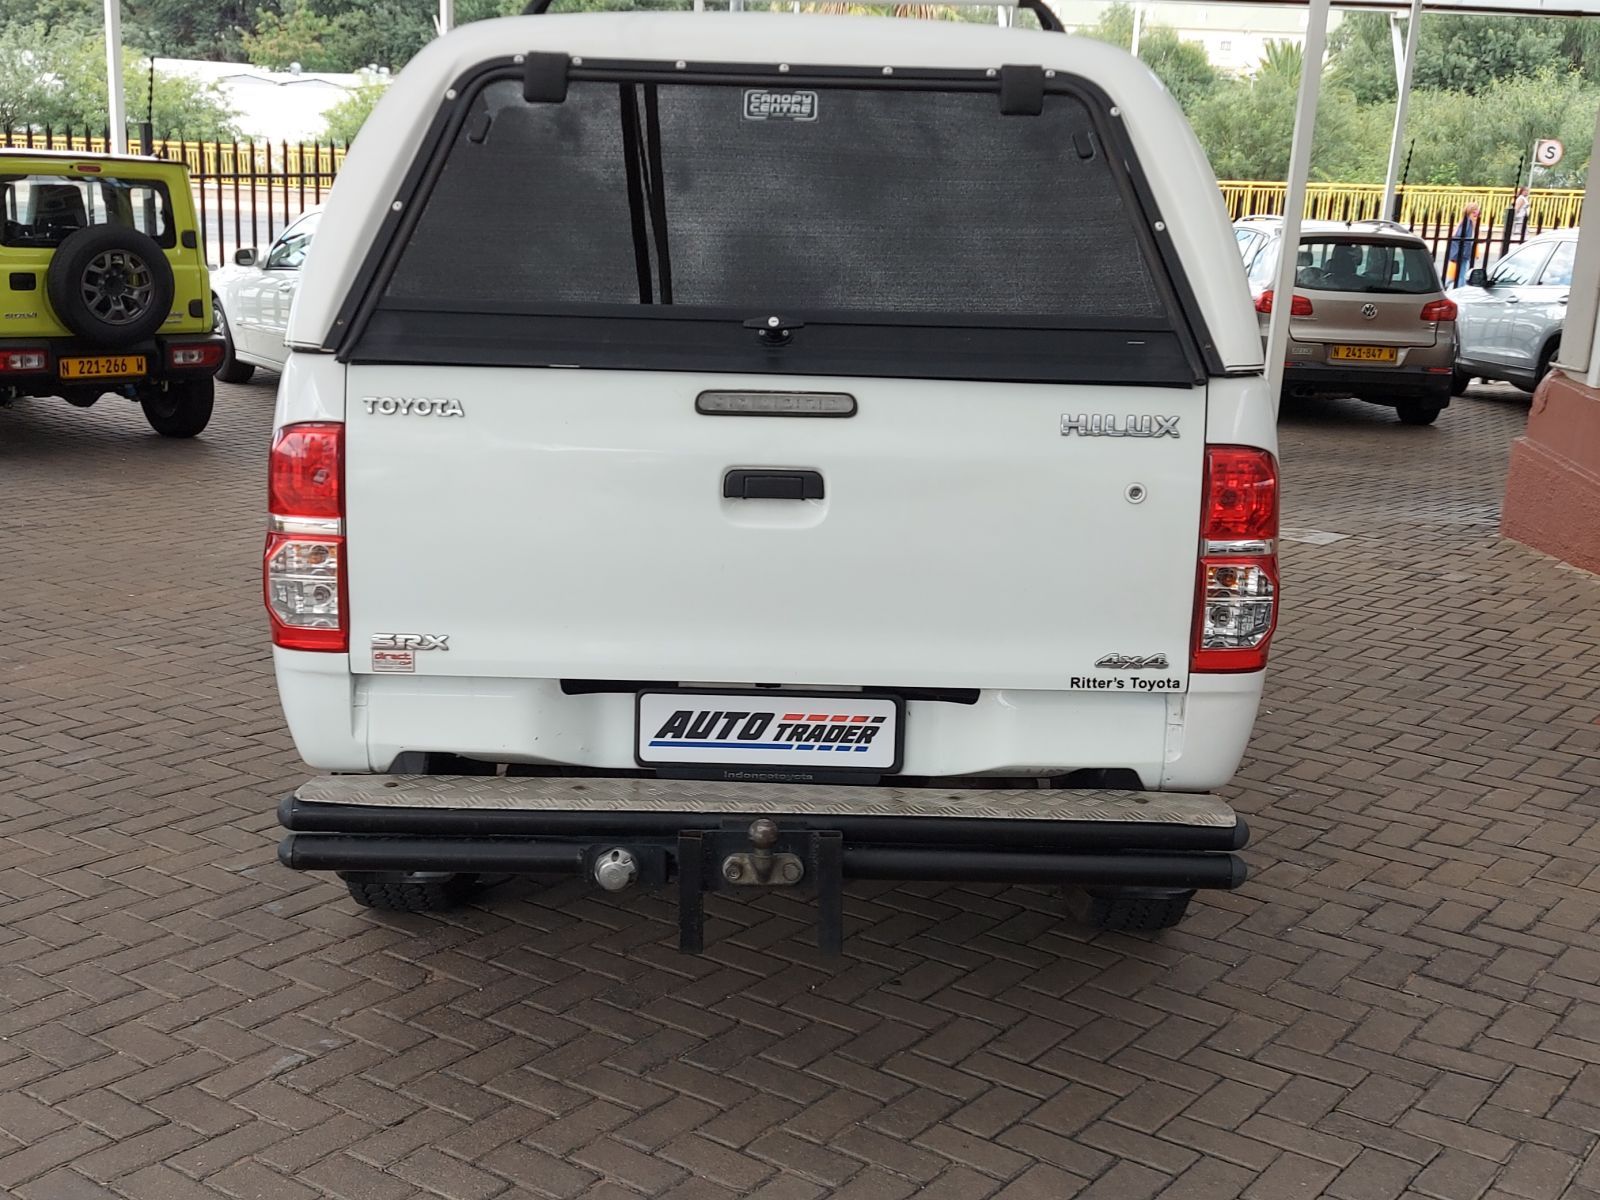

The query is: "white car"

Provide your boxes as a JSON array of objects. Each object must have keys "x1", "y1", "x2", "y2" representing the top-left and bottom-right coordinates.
[
  {"x1": 210, "y1": 208, "x2": 321, "y2": 381},
  {"x1": 266, "y1": 10, "x2": 1277, "y2": 950}
]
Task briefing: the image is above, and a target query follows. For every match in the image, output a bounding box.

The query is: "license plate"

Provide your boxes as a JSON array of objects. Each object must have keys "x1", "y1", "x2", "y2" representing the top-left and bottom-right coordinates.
[
  {"x1": 1328, "y1": 345, "x2": 1398, "y2": 363},
  {"x1": 59, "y1": 355, "x2": 148, "y2": 380},
  {"x1": 637, "y1": 691, "x2": 903, "y2": 771}
]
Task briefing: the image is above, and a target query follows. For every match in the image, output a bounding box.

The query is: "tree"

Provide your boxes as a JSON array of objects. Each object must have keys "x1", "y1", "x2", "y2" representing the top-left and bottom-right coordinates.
[
  {"x1": 242, "y1": 2, "x2": 343, "y2": 72},
  {"x1": 320, "y1": 80, "x2": 388, "y2": 143},
  {"x1": 1079, "y1": 2, "x2": 1219, "y2": 111},
  {"x1": 1331, "y1": 12, "x2": 1573, "y2": 103},
  {"x1": 1187, "y1": 69, "x2": 1387, "y2": 183},
  {"x1": 1, "y1": 24, "x2": 238, "y2": 137}
]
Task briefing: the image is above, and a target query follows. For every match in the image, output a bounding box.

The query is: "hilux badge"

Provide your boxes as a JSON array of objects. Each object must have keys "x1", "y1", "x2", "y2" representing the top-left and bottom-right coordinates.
[{"x1": 1061, "y1": 414, "x2": 1180, "y2": 438}]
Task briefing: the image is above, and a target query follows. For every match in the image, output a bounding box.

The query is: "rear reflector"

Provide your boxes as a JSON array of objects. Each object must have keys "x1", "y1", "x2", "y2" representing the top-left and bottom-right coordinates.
[
  {"x1": 267, "y1": 423, "x2": 347, "y2": 652},
  {"x1": 1255, "y1": 290, "x2": 1313, "y2": 317},
  {"x1": 1420, "y1": 298, "x2": 1457, "y2": 322},
  {"x1": 1193, "y1": 446, "x2": 1279, "y2": 673},
  {"x1": 0, "y1": 349, "x2": 48, "y2": 373}
]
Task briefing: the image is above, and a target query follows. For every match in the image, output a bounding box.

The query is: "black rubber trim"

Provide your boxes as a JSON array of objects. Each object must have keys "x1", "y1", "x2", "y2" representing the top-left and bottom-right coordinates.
[{"x1": 617, "y1": 84, "x2": 653, "y2": 304}]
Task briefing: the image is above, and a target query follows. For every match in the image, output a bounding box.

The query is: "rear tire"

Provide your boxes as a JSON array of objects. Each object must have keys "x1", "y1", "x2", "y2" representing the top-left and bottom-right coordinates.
[
  {"x1": 1066, "y1": 887, "x2": 1193, "y2": 932},
  {"x1": 344, "y1": 872, "x2": 483, "y2": 913},
  {"x1": 1450, "y1": 369, "x2": 1471, "y2": 397},
  {"x1": 140, "y1": 376, "x2": 214, "y2": 438},
  {"x1": 214, "y1": 297, "x2": 255, "y2": 384},
  {"x1": 1535, "y1": 341, "x2": 1558, "y2": 389},
  {"x1": 1396, "y1": 403, "x2": 1442, "y2": 426}
]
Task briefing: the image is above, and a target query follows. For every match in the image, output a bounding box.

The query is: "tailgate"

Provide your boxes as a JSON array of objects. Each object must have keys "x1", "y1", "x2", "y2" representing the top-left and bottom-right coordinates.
[{"x1": 344, "y1": 368, "x2": 1202, "y2": 691}]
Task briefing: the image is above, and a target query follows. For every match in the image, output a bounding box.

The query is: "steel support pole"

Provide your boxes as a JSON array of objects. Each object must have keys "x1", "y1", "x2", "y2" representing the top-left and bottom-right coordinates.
[
  {"x1": 1264, "y1": 0, "x2": 1331, "y2": 409},
  {"x1": 1381, "y1": 0, "x2": 1423, "y2": 222},
  {"x1": 1131, "y1": 3, "x2": 1145, "y2": 57},
  {"x1": 104, "y1": 0, "x2": 127, "y2": 153},
  {"x1": 438, "y1": 0, "x2": 454, "y2": 34},
  {"x1": 1565, "y1": 102, "x2": 1600, "y2": 383}
]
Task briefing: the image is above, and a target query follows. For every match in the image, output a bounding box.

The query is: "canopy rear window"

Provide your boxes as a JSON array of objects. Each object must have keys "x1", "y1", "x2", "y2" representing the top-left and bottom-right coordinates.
[{"x1": 350, "y1": 65, "x2": 1211, "y2": 385}]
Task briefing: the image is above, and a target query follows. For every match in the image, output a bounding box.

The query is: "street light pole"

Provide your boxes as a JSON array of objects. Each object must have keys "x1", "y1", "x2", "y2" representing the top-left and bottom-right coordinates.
[{"x1": 104, "y1": 0, "x2": 127, "y2": 152}]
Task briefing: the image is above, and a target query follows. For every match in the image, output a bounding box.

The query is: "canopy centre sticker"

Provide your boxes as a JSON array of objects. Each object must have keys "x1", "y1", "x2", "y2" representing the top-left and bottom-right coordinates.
[{"x1": 744, "y1": 89, "x2": 819, "y2": 121}]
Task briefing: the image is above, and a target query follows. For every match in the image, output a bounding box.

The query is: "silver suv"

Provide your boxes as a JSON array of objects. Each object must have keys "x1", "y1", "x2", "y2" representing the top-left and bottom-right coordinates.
[
  {"x1": 1452, "y1": 230, "x2": 1573, "y2": 394},
  {"x1": 1242, "y1": 219, "x2": 1458, "y2": 425}
]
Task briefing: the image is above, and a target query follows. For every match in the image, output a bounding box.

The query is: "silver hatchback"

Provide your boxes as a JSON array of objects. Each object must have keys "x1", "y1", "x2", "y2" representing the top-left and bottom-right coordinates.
[{"x1": 1241, "y1": 219, "x2": 1459, "y2": 425}]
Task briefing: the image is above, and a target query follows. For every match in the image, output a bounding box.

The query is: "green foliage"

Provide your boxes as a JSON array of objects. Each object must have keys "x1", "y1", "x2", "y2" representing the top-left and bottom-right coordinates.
[
  {"x1": 1330, "y1": 12, "x2": 1585, "y2": 103},
  {"x1": 1402, "y1": 71, "x2": 1595, "y2": 187},
  {"x1": 1080, "y1": 1, "x2": 1219, "y2": 111},
  {"x1": 1186, "y1": 68, "x2": 1387, "y2": 183},
  {"x1": 319, "y1": 80, "x2": 388, "y2": 143},
  {"x1": 242, "y1": 2, "x2": 343, "y2": 72},
  {"x1": 0, "y1": 22, "x2": 239, "y2": 138}
]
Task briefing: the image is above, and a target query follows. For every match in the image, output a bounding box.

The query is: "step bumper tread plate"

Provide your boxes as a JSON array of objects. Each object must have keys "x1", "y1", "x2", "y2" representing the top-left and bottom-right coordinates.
[{"x1": 293, "y1": 774, "x2": 1238, "y2": 827}]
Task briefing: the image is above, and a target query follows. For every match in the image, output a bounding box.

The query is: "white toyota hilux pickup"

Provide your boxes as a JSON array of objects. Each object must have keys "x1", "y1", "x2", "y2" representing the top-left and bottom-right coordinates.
[{"x1": 269, "y1": 3, "x2": 1278, "y2": 951}]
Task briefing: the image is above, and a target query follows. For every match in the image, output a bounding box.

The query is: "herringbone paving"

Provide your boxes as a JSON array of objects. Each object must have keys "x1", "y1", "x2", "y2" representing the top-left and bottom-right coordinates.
[{"x1": 2, "y1": 380, "x2": 1598, "y2": 1199}]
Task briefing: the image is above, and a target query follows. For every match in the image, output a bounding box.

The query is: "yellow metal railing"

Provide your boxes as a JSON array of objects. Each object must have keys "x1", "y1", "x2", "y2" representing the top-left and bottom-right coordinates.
[
  {"x1": 1219, "y1": 181, "x2": 1583, "y2": 230},
  {"x1": 3, "y1": 132, "x2": 347, "y2": 179}
]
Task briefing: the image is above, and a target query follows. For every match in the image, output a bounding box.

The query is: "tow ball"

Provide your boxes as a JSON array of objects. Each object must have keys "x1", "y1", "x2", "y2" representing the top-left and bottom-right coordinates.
[
  {"x1": 678, "y1": 819, "x2": 844, "y2": 954},
  {"x1": 720, "y1": 818, "x2": 805, "y2": 886}
]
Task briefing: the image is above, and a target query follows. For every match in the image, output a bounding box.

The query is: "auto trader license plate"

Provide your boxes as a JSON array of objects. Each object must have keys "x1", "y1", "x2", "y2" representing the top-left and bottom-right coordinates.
[
  {"x1": 637, "y1": 692, "x2": 902, "y2": 771},
  {"x1": 59, "y1": 355, "x2": 147, "y2": 379},
  {"x1": 1328, "y1": 345, "x2": 1398, "y2": 363}
]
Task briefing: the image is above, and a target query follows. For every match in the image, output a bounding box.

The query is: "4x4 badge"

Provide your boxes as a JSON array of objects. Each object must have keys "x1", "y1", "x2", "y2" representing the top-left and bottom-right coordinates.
[
  {"x1": 1095, "y1": 653, "x2": 1170, "y2": 669},
  {"x1": 1061, "y1": 414, "x2": 1179, "y2": 438}
]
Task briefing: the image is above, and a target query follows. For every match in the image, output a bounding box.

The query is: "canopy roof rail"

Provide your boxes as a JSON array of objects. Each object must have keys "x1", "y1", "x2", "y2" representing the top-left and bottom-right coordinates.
[{"x1": 519, "y1": 0, "x2": 1066, "y2": 32}]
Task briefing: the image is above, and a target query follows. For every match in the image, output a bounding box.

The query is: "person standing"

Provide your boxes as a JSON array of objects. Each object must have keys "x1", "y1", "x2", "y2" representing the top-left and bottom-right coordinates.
[
  {"x1": 1511, "y1": 186, "x2": 1531, "y2": 241},
  {"x1": 1446, "y1": 202, "x2": 1480, "y2": 286}
]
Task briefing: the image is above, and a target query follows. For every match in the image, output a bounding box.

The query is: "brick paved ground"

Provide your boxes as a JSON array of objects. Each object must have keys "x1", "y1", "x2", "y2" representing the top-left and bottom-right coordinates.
[{"x1": 2, "y1": 380, "x2": 1599, "y2": 1200}]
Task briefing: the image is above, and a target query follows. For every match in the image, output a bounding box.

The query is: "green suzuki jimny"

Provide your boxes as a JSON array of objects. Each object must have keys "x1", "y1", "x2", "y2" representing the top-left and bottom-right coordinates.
[{"x1": 1, "y1": 149, "x2": 222, "y2": 437}]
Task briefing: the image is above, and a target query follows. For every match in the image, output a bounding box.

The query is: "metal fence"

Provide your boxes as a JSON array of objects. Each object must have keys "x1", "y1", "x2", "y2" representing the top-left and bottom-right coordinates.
[
  {"x1": 1219, "y1": 180, "x2": 1583, "y2": 275},
  {"x1": 4, "y1": 128, "x2": 1584, "y2": 278},
  {"x1": 3, "y1": 128, "x2": 346, "y2": 268}
]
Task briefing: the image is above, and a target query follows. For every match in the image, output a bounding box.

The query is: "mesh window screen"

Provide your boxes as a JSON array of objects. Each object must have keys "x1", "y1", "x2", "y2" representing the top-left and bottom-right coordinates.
[{"x1": 386, "y1": 78, "x2": 1169, "y2": 322}]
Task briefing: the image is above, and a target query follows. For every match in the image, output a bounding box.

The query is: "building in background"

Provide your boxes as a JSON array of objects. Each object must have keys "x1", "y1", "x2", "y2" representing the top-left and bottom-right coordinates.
[
  {"x1": 155, "y1": 59, "x2": 388, "y2": 142},
  {"x1": 1052, "y1": 1, "x2": 1341, "y2": 74}
]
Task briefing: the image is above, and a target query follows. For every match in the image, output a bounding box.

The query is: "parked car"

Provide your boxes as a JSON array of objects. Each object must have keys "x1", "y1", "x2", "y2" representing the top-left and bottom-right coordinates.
[
  {"x1": 0, "y1": 149, "x2": 223, "y2": 436},
  {"x1": 210, "y1": 207, "x2": 321, "y2": 381},
  {"x1": 1451, "y1": 230, "x2": 1573, "y2": 394},
  {"x1": 1242, "y1": 218, "x2": 1458, "y2": 425},
  {"x1": 269, "y1": 11, "x2": 1275, "y2": 949},
  {"x1": 1233, "y1": 215, "x2": 1279, "y2": 269}
]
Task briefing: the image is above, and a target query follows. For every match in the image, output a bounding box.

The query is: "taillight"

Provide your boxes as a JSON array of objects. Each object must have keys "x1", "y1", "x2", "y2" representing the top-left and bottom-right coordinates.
[
  {"x1": 168, "y1": 342, "x2": 224, "y2": 368},
  {"x1": 1255, "y1": 291, "x2": 1313, "y2": 317},
  {"x1": 1193, "y1": 446, "x2": 1279, "y2": 673},
  {"x1": 1420, "y1": 298, "x2": 1457, "y2": 322},
  {"x1": 266, "y1": 423, "x2": 346, "y2": 652},
  {"x1": 0, "y1": 349, "x2": 49, "y2": 374}
]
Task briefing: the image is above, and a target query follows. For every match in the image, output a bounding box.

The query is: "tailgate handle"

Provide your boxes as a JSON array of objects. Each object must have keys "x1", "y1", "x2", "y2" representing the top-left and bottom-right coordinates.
[{"x1": 724, "y1": 469, "x2": 824, "y2": 501}]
